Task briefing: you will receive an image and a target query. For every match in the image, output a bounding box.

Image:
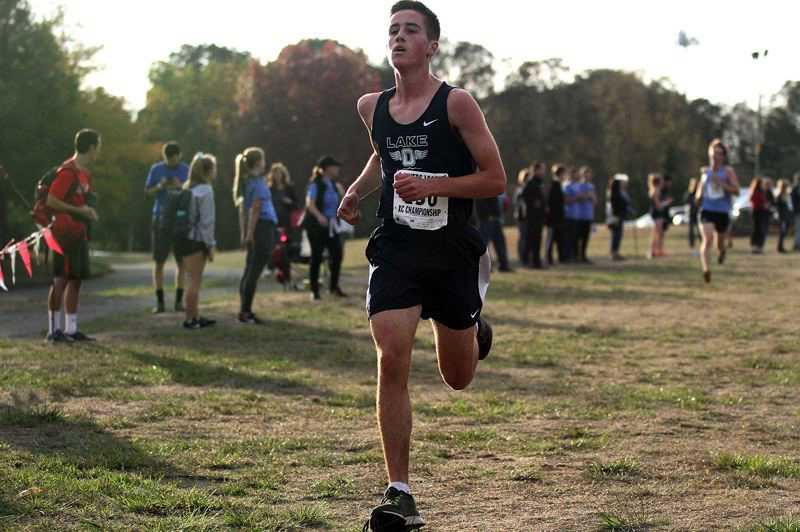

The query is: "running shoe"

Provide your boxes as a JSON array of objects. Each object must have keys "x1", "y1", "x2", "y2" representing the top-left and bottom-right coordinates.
[
  {"x1": 66, "y1": 331, "x2": 95, "y2": 342},
  {"x1": 477, "y1": 316, "x2": 493, "y2": 361},
  {"x1": 311, "y1": 291, "x2": 321, "y2": 301},
  {"x1": 703, "y1": 271, "x2": 711, "y2": 284},
  {"x1": 183, "y1": 319, "x2": 202, "y2": 330},
  {"x1": 152, "y1": 302, "x2": 166, "y2": 314},
  {"x1": 237, "y1": 312, "x2": 263, "y2": 325},
  {"x1": 363, "y1": 487, "x2": 425, "y2": 531},
  {"x1": 718, "y1": 248, "x2": 727, "y2": 264},
  {"x1": 45, "y1": 330, "x2": 74, "y2": 344},
  {"x1": 174, "y1": 301, "x2": 185, "y2": 312},
  {"x1": 198, "y1": 317, "x2": 216, "y2": 328}
]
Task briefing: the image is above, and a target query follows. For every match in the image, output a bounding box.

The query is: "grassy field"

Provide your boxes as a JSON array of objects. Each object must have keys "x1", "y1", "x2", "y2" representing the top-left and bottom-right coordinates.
[{"x1": 1, "y1": 228, "x2": 800, "y2": 531}]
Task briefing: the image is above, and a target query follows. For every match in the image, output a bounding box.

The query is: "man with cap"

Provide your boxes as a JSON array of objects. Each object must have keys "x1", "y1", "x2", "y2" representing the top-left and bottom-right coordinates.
[{"x1": 305, "y1": 155, "x2": 347, "y2": 300}]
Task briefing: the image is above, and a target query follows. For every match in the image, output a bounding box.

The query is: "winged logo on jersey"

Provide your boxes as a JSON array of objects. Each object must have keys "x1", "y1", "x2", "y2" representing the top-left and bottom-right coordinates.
[{"x1": 389, "y1": 149, "x2": 429, "y2": 168}]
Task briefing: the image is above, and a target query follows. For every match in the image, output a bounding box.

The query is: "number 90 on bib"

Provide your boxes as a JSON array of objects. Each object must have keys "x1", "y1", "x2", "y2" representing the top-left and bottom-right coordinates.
[{"x1": 393, "y1": 171, "x2": 449, "y2": 231}]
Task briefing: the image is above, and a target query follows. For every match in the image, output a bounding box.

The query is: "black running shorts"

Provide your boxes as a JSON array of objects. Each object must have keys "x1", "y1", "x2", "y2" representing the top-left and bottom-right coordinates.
[
  {"x1": 700, "y1": 210, "x2": 730, "y2": 233},
  {"x1": 365, "y1": 223, "x2": 489, "y2": 330},
  {"x1": 52, "y1": 239, "x2": 90, "y2": 280}
]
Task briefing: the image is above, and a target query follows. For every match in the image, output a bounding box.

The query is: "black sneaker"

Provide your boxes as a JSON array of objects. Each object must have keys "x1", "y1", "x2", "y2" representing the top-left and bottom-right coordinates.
[
  {"x1": 66, "y1": 331, "x2": 95, "y2": 342},
  {"x1": 238, "y1": 312, "x2": 263, "y2": 325},
  {"x1": 45, "y1": 330, "x2": 74, "y2": 344},
  {"x1": 183, "y1": 319, "x2": 201, "y2": 330},
  {"x1": 174, "y1": 301, "x2": 185, "y2": 312},
  {"x1": 198, "y1": 317, "x2": 216, "y2": 328},
  {"x1": 364, "y1": 487, "x2": 425, "y2": 531},
  {"x1": 718, "y1": 248, "x2": 727, "y2": 264},
  {"x1": 152, "y1": 302, "x2": 166, "y2": 314},
  {"x1": 477, "y1": 317, "x2": 493, "y2": 361}
]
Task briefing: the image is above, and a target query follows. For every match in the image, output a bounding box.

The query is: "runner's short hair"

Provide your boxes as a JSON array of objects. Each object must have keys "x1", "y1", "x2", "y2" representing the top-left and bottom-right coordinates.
[
  {"x1": 75, "y1": 129, "x2": 100, "y2": 154},
  {"x1": 551, "y1": 164, "x2": 566, "y2": 178},
  {"x1": 163, "y1": 141, "x2": 181, "y2": 159},
  {"x1": 391, "y1": 1, "x2": 440, "y2": 41}
]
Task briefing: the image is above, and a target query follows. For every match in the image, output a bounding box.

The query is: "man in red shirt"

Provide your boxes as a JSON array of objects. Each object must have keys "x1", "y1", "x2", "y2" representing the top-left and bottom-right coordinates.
[{"x1": 45, "y1": 129, "x2": 101, "y2": 342}]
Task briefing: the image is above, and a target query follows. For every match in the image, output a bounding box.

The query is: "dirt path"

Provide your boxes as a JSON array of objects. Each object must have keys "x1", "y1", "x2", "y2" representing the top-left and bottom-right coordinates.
[{"x1": 0, "y1": 259, "x2": 252, "y2": 338}]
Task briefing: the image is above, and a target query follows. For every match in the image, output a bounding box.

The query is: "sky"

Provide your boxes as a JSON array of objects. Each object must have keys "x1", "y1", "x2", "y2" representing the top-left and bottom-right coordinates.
[{"x1": 29, "y1": 0, "x2": 798, "y2": 113}]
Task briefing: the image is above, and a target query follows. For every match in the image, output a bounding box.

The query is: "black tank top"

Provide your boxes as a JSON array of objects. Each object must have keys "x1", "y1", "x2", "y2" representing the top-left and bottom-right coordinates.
[{"x1": 371, "y1": 82, "x2": 476, "y2": 233}]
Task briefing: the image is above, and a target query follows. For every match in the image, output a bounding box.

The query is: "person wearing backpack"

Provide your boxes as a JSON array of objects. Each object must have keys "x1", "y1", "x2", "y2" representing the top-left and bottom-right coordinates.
[
  {"x1": 145, "y1": 142, "x2": 189, "y2": 314},
  {"x1": 304, "y1": 156, "x2": 346, "y2": 301},
  {"x1": 233, "y1": 147, "x2": 278, "y2": 324},
  {"x1": 174, "y1": 153, "x2": 217, "y2": 330},
  {"x1": 45, "y1": 129, "x2": 101, "y2": 343}
]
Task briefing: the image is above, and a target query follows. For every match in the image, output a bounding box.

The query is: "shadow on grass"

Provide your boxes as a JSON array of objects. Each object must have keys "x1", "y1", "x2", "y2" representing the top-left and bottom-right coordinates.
[
  {"x1": 130, "y1": 351, "x2": 331, "y2": 398},
  {"x1": 490, "y1": 281, "x2": 688, "y2": 306},
  {"x1": 0, "y1": 403, "x2": 181, "y2": 477}
]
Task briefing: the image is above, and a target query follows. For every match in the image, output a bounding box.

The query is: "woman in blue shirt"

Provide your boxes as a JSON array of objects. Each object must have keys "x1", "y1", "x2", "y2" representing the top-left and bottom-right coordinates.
[
  {"x1": 575, "y1": 166, "x2": 597, "y2": 263},
  {"x1": 233, "y1": 147, "x2": 278, "y2": 323},
  {"x1": 305, "y1": 155, "x2": 345, "y2": 300}
]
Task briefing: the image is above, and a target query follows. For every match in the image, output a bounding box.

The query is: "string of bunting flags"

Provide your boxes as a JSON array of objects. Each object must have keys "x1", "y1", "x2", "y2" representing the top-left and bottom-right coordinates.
[{"x1": 0, "y1": 225, "x2": 63, "y2": 291}]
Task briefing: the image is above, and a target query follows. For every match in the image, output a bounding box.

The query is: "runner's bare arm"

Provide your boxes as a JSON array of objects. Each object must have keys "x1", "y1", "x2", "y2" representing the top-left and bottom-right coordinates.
[
  {"x1": 338, "y1": 93, "x2": 383, "y2": 224},
  {"x1": 724, "y1": 166, "x2": 741, "y2": 195},
  {"x1": 394, "y1": 89, "x2": 505, "y2": 202}
]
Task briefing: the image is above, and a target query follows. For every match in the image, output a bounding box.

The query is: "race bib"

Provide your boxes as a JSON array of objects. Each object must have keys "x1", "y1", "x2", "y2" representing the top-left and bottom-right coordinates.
[
  {"x1": 705, "y1": 174, "x2": 725, "y2": 200},
  {"x1": 393, "y1": 171, "x2": 449, "y2": 231}
]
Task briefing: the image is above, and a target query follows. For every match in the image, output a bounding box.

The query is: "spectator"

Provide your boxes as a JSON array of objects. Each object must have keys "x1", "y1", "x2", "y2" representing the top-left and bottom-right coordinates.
[
  {"x1": 513, "y1": 168, "x2": 530, "y2": 265},
  {"x1": 175, "y1": 153, "x2": 217, "y2": 330},
  {"x1": 749, "y1": 177, "x2": 770, "y2": 254},
  {"x1": 476, "y1": 192, "x2": 512, "y2": 272},
  {"x1": 545, "y1": 164, "x2": 567, "y2": 265},
  {"x1": 775, "y1": 179, "x2": 792, "y2": 253},
  {"x1": 144, "y1": 141, "x2": 189, "y2": 314},
  {"x1": 304, "y1": 155, "x2": 346, "y2": 300},
  {"x1": 574, "y1": 166, "x2": 597, "y2": 263},
  {"x1": 791, "y1": 173, "x2": 800, "y2": 252},
  {"x1": 268, "y1": 162, "x2": 299, "y2": 230},
  {"x1": 234, "y1": 147, "x2": 278, "y2": 324},
  {"x1": 660, "y1": 175, "x2": 674, "y2": 240},
  {"x1": 607, "y1": 174, "x2": 630, "y2": 261},
  {"x1": 648, "y1": 173, "x2": 671, "y2": 259},
  {"x1": 685, "y1": 178, "x2": 700, "y2": 250},
  {"x1": 562, "y1": 167, "x2": 581, "y2": 263},
  {"x1": 519, "y1": 161, "x2": 546, "y2": 268},
  {"x1": 45, "y1": 129, "x2": 101, "y2": 343}
]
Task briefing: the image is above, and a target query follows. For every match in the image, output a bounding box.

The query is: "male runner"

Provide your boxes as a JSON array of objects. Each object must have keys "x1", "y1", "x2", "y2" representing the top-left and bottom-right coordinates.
[
  {"x1": 145, "y1": 141, "x2": 188, "y2": 313},
  {"x1": 336, "y1": 2, "x2": 506, "y2": 529}
]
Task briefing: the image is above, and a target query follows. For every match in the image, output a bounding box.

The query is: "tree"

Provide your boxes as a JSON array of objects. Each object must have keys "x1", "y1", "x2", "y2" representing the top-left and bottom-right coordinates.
[
  {"x1": 237, "y1": 39, "x2": 382, "y2": 236},
  {"x1": 0, "y1": 0, "x2": 86, "y2": 243},
  {"x1": 138, "y1": 44, "x2": 251, "y2": 248},
  {"x1": 762, "y1": 81, "x2": 800, "y2": 177},
  {"x1": 432, "y1": 39, "x2": 495, "y2": 98}
]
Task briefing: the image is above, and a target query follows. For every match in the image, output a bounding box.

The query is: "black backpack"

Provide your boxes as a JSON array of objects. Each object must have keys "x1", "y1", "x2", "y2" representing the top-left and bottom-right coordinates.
[{"x1": 161, "y1": 189, "x2": 194, "y2": 240}]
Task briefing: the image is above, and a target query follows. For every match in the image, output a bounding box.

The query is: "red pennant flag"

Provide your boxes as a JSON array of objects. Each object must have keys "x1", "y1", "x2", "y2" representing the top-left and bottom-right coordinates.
[
  {"x1": 43, "y1": 228, "x2": 63, "y2": 255},
  {"x1": 18, "y1": 241, "x2": 32, "y2": 278}
]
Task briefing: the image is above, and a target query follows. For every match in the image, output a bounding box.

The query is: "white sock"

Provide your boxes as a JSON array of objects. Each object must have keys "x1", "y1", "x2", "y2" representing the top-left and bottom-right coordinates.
[
  {"x1": 48, "y1": 310, "x2": 63, "y2": 334},
  {"x1": 65, "y1": 314, "x2": 78, "y2": 335},
  {"x1": 389, "y1": 481, "x2": 411, "y2": 495}
]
